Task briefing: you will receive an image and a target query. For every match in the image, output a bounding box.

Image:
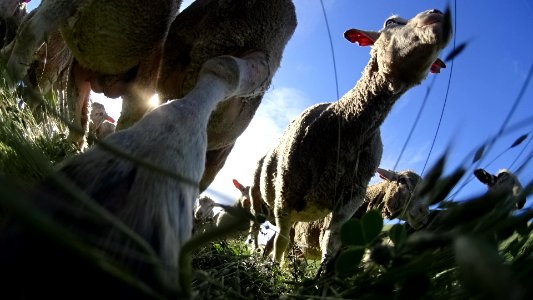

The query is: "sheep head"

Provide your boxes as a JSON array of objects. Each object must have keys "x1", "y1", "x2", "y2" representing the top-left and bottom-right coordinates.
[
  {"x1": 345, "y1": 9, "x2": 452, "y2": 93},
  {"x1": 194, "y1": 196, "x2": 217, "y2": 222},
  {"x1": 233, "y1": 179, "x2": 251, "y2": 210},
  {"x1": 377, "y1": 168, "x2": 429, "y2": 229},
  {"x1": 90, "y1": 102, "x2": 115, "y2": 126},
  {"x1": 474, "y1": 169, "x2": 526, "y2": 209}
]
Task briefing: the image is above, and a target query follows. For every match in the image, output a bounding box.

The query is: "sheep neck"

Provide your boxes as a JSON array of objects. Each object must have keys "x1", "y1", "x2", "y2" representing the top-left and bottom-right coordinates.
[{"x1": 329, "y1": 57, "x2": 405, "y2": 139}]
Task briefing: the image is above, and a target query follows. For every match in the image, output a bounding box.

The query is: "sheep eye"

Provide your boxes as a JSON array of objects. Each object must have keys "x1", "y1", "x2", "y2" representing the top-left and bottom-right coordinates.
[
  {"x1": 385, "y1": 19, "x2": 397, "y2": 27},
  {"x1": 496, "y1": 173, "x2": 508, "y2": 180},
  {"x1": 398, "y1": 177, "x2": 408, "y2": 185},
  {"x1": 384, "y1": 18, "x2": 406, "y2": 28}
]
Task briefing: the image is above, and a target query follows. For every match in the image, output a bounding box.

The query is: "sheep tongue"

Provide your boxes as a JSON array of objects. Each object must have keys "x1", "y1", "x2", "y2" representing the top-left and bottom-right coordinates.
[{"x1": 430, "y1": 58, "x2": 446, "y2": 73}]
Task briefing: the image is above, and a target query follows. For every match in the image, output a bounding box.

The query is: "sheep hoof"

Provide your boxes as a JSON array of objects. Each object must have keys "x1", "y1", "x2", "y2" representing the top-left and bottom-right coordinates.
[{"x1": 199, "y1": 52, "x2": 269, "y2": 98}]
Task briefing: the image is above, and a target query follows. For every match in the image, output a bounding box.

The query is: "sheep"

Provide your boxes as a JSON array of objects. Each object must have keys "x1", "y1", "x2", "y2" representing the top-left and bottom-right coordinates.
[
  {"x1": 152, "y1": 0, "x2": 297, "y2": 191},
  {"x1": 2, "y1": 0, "x2": 181, "y2": 148},
  {"x1": 214, "y1": 179, "x2": 253, "y2": 226},
  {"x1": 193, "y1": 179, "x2": 252, "y2": 233},
  {"x1": 88, "y1": 102, "x2": 116, "y2": 143},
  {"x1": 194, "y1": 195, "x2": 217, "y2": 224},
  {"x1": 0, "y1": 51, "x2": 272, "y2": 297},
  {"x1": 249, "y1": 9, "x2": 451, "y2": 264},
  {"x1": 263, "y1": 168, "x2": 428, "y2": 260},
  {"x1": 473, "y1": 168, "x2": 526, "y2": 209},
  {"x1": 0, "y1": 1, "x2": 73, "y2": 115},
  {"x1": 192, "y1": 195, "x2": 220, "y2": 233},
  {"x1": 4, "y1": 0, "x2": 297, "y2": 159}
]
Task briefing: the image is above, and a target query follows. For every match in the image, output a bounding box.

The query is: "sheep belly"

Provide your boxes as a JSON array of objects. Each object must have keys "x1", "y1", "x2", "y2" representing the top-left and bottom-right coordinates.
[
  {"x1": 60, "y1": 0, "x2": 177, "y2": 74},
  {"x1": 291, "y1": 204, "x2": 330, "y2": 223}
]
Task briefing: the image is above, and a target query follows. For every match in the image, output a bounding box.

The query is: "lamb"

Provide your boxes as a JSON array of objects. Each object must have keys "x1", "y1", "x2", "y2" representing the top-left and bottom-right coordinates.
[
  {"x1": 212, "y1": 179, "x2": 252, "y2": 228},
  {"x1": 249, "y1": 9, "x2": 451, "y2": 264},
  {"x1": 263, "y1": 168, "x2": 428, "y2": 260},
  {"x1": 194, "y1": 195, "x2": 218, "y2": 224},
  {"x1": 474, "y1": 168, "x2": 526, "y2": 209},
  {"x1": 0, "y1": 52, "x2": 272, "y2": 297},
  {"x1": 88, "y1": 102, "x2": 116, "y2": 143},
  {"x1": 192, "y1": 179, "x2": 251, "y2": 233},
  {"x1": 2, "y1": 0, "x2": 181, "y2": 148}
]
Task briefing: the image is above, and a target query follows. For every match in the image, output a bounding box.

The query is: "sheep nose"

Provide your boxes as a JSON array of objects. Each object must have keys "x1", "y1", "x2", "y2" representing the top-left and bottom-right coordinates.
[{"x1": 429, "y1": 9, "x2": 443, "y2": 15}]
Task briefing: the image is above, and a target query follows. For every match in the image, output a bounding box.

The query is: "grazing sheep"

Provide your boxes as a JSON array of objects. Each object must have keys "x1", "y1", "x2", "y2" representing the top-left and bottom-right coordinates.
[
  {"x1": 249, "y1": 9, "x2": 451, "y2": 263},
  {"x1": 153, "y1": 0, "x2": 297, "y2": 191},
  {"x1": 192, "y1": 195, "x2": 220, "y2": 233},
  {"x1": 474, "y1": 168, "x2": 526, "y2": 209},
  {"x1": 194, "y1": 195, "x2": 217, "y2": 224},
  {"x1": 88, "y1": 102, "x2": 116, "y2": 143},
  {"x1": 192, "y1": 179, "x2": 252, "y2": 233},
  {"x1": 2, "y1": 0, "x2": 181, "y2": 148},
  {"x1": 1, "y1": 51, "x2": 272, "y2": 297},
  {"x1": 214, "y1": 179, "x2": 253, "y2": 229},
  {"x1": 266, "y1": 168, "x2": 428, "y2": 260}
]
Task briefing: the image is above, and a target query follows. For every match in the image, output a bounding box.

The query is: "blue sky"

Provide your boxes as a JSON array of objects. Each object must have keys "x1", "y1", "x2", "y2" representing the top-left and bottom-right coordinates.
[{"x1": 27, "y1": 1, "x2": 532, "y2": 208}]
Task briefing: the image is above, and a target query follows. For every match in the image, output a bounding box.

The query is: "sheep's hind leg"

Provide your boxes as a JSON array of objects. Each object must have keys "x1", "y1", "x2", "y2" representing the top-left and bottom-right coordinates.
[{"x1": 2, "y1": 0, "x2": 88, "y2": 87}]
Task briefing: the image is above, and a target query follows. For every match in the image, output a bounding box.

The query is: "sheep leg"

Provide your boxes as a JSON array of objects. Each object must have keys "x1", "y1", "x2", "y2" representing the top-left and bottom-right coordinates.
[
  {"x1": 50, "y1": 52, "x2": 270, "y2": 290},
  {"x1": 320, "y1": 200, "x2": 360, "y2": 264},
  {"x1": 116, "y1": 41, "x2": 166, "y2": 131},
  {"x1": 273, "y1": 208, "x2": 292, "y2": 263},
  {"x1": 66, "y1": 60, "x2": 92, "y2": 149},
  {"x1": 2, "y1": 0, "x2": 88, "y2": 86}
]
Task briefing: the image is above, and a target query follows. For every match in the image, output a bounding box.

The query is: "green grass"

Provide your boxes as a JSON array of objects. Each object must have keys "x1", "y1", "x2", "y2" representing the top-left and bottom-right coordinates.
[{"x1": 0, "y1": 69, "x2": 532, "y2": 299}]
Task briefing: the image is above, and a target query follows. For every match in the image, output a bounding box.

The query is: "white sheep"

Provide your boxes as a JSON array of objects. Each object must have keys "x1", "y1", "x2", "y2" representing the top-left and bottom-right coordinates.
[
  {"x1": 193, "y1": 179, "x2": 252, "y2": 233},
  {"x1": 3, "y1": 0, "x2": 297, "y2": 162},
  {"x1": 249, "y1": 9, "x2": 451, "y2": 264},
  {"x1": 151, "y1": 0, "x2": 297, "y2": 191},
  {"x1": 262, "y1": 169, "x2": 428, "y2": 260},
  {"x1": 194, "y1": 195, "x2": 217, "y2": 224},
  {"x1": 474, "y1": 168, "x2": 526, "y2": 209}
]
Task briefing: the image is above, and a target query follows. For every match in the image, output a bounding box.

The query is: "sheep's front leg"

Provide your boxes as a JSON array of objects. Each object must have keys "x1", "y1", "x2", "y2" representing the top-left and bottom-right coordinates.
[
  {"x1": 2, "y1": 0, "x2": 88, "y2": 86},
  {"x1": 273, "y1": 207, "x2": 292, "y2": 263},
  {"x1": 320, "y1": 199, "x2": 360, "y2": 264}
]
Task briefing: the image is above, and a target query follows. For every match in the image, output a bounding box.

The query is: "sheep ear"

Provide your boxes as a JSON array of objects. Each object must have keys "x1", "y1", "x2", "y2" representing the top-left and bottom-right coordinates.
[
  {"x1": 106, "y1": 116, "x2": 116, "y2": 123},
  {"x1": 344, "y1": 29, "x2": 379, "y2": 46},
  {"x1": 376, "y1": 168, "x2": 396, "y2": 181},
  {"x1": 232, "y1": 179, "x2": 245, "y2": 191},
  {"x1": 430, "y1": 58, "x2": 446, "y2": 74},
  {"x1": 473, "y1": 169, "x2": 496, "y2": 186}
]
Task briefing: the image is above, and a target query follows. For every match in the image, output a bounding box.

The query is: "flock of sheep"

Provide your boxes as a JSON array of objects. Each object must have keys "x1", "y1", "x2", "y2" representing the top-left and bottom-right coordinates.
[{"x1": 0, "y1": 0, "x2": 527, "y2": 298}]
